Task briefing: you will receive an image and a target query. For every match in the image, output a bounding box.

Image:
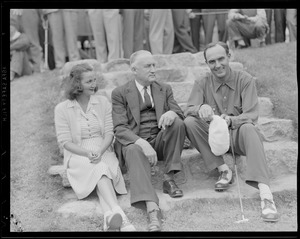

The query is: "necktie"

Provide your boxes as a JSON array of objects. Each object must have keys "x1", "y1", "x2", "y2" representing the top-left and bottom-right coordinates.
[{"x1": 143, "y1": 86, "x2": 152, "y2": 108}]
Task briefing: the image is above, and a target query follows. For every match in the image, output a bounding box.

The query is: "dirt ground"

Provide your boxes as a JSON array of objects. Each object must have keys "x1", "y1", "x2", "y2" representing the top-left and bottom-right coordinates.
[{"x1": 7, "y1": 68, "x2": 297, "y2": 235}]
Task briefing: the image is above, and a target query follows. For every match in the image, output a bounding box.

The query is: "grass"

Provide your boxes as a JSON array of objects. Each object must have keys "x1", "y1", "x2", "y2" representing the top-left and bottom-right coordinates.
[
  {"x1": 232, "y1": 42, "x2": 298, "y2": 140},
  {"x1": 9, "y1": 42, "x2": 297, "y2": 232}
]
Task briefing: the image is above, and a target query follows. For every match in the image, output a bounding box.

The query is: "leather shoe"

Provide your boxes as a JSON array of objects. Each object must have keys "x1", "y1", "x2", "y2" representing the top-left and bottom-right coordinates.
[
  {"x1": 261, "y1": 199, "x2": 279, "y2": 222},
  {"x1": 215, "y1": 170, "x2": 233, "y2": 192},
  {"x1": 148, "y1": 209, "x2": 162, "y2": 231},
  {"x1": 163, "y1": 179, "x2": 183, "y2": 198}
]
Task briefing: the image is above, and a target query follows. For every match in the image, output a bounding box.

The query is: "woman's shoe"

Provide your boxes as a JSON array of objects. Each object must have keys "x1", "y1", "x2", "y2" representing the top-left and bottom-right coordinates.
[
  {"x1": 103, "y1": 212, "x2": 123, "y2": 231},
  {"x1": 120, "y1": 216, "x2": 136, "y2": 231}
]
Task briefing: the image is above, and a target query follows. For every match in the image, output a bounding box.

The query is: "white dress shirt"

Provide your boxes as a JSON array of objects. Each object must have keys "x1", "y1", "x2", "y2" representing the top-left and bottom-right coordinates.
[{"x1": 135, "y1": 80, "x2": 154, "y2": 107}]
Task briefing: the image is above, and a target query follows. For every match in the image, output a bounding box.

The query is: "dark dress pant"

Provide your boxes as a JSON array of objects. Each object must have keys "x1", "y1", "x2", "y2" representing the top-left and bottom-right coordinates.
[{"x1": 121, "y1": 118, "x2": 186, "y2": 206}]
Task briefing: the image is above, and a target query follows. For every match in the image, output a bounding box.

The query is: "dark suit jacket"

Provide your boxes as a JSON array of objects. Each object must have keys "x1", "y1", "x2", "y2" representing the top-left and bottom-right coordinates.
[{"x1": 111, "y1": 80, "x2": 184, "y2": 172}]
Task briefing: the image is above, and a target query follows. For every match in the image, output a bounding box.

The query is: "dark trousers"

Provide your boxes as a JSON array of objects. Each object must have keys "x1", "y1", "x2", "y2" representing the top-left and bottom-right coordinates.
[
  {"x1": 189, "y1": 9, "x2": 202, "y2": 51},
  {"x1": 121, "y1": 118, "x2": 186, "y2": 206},
  {"x1": 184, "y1": 116, "x2": 270, "y2": 189},
  {"x1": 202, "y1": 10, "x2": 228, "y2": 45},
  {"x1": 122, "y1": 9, "x2": 144, "y2": 58},
  {"x1": 265, "y1": 9, "x2": 287, "y2": 44},
  {"x1": 274, "y1": 9, "x2": 286, "y2": 43},
  {"x1": 172, "y1": 9, "x2": 197, "y2": 54}
]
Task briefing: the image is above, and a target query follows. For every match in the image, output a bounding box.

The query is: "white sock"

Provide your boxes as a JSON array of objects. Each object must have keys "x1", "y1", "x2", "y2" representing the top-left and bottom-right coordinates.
[
  {"x1": 217, "y1": 164, "x2": 230, "y2": 173},
  {"x1": 258, "y1": 183, "x2": 273, "y2": 201}
]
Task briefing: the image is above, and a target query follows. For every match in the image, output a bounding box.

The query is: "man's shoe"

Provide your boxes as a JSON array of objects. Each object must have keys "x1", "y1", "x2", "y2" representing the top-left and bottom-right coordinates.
[
  {"x1": 163, "y1": 179, "x2": 183, "y2": 198},
  {"x1": 215, "y1": 169, "x2": 233, "y2": 192},
  {"x1": 148, "y1": 209, "x2": 162, "y2": 231},
  {"x1": 261, "y1": 199, "x2": 279, "y2": 222},
  {"x1": 103, "y1": 212, "x2": 122, "y2": 231}
]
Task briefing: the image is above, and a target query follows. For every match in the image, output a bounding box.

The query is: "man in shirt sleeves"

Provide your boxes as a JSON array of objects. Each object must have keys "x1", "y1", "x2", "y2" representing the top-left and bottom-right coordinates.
[
  {"x1": 111, "y1": 50, "x2": 186, "y2": 231},
  {"x1": 184, "y1": 41, "x2": 279, "y2": 222}
]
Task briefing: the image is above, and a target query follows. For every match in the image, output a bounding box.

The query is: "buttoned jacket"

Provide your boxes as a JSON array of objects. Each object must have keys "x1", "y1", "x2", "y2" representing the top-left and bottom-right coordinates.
[
  {"x1": 111, "y1": 80, "x2": 184, "y2": 171},
  {"x1": 54, "y1": 95, "x2": 113, "y2": 168}
]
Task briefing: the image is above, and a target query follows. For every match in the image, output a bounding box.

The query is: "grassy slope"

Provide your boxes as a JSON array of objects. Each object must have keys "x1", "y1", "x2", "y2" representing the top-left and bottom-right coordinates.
[
  {"x1": 10, "y1": 43, "x2": 297, "y2": 232},
  {"x1": 233, "y1": 42, "x2": 298, "y2": 140}
]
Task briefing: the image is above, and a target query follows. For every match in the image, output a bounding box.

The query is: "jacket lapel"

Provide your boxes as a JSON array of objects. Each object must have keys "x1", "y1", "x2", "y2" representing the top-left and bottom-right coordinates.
[
  {"x1": 152, "y1": 82, "x2": 164, "y2": 122},
  {"x1": 126, "y1": 80, "x2": 140, "y2": 124}
]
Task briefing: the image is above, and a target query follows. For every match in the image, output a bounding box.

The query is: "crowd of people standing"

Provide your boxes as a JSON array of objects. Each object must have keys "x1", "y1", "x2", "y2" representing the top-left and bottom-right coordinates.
[{"x1": 10, "y1": 9, "x2": 297, "y2": 81}]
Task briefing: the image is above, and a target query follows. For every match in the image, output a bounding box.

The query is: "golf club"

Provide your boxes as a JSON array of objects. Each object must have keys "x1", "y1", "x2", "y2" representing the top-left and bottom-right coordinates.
[{"x1": 230, "y1": 129, "x2": 249, "y2": 223}]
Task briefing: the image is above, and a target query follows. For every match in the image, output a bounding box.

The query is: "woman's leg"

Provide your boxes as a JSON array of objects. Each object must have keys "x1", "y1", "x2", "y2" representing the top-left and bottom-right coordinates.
[{"x1": 96, "y1": 175, "x2": 119, "y2": 209}]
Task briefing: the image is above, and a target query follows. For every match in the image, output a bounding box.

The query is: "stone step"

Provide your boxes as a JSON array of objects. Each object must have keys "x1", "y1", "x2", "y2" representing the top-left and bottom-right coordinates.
[
  {"x1": 49, "y1": 138, "x2": 297, "y2": 189},
  {"x1": 257, "y1": 117, "x2": 294, "y2": 141},
  {"x1": 50, "y1": 138, "x2": 297, "y2": 217},
  {"x1": 55, "y1": 172, "x2": 297, "y2": 218},
  {"x1": 150, "y1": 140, "x2": 297, "y2": 184},
  {"x1": 178, "y1": 97, "x2": 274, "y2": 118}
]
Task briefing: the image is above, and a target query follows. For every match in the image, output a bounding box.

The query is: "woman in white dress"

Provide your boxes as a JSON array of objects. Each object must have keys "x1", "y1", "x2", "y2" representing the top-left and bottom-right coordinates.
[{"x1": 54, "y1": 63, "x2": 135, "y2": 231}]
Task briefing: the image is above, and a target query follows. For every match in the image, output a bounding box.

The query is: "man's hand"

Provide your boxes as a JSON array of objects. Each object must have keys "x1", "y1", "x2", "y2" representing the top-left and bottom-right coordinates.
[
  {"x1": 198, "y1": 104, "x2": 214, "y2": 122},
  {"x1": 135, "y1": 138, "x2": 157, "y2": 166},
  {"x1": 158, "y1": 110, "x2": 178, "y2": 130},
  {"x1": 220, "y1": 114, "x2": 231, "y2": 127}
]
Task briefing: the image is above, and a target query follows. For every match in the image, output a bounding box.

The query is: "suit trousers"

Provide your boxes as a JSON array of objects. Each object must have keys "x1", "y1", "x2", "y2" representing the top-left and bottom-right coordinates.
[
  {"x1": 274, "y1": 9, "x2": 286, "y2": 43},
  {"x1": 48, "y1": 10, "x2": 80, "y2": 68},
  {"x1": 149, "y1": 9, "x2": 174, "y2": 54},
  {"x1": 184, "y1": 116, "x2": 270, "y2": 189},
  {"x1": 122, "y1": 9, "x2": 144, "y2": 59},
  {"x1": 121, "y1": 118, "x2": 186, "y2": 206},
  {"x1": 88, "y1": 9, "x2": 122, "y2": 63},
  {"x1": 286, "y1": 9, "x2": 297, "y2": 42},
  {"x1": 171, "y1": 9, "x2": 197, "y2": 54},
  {"x1": 189, "y1": 9, "x2": 202, "y2": 51},
  {"x1": 202, "y1": 10, "x2": 228, "y2": 45}
]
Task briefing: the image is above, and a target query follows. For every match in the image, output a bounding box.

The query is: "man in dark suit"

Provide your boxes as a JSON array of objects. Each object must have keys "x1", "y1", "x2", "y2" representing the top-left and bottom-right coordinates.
[{"x1": 111, "y1": 50, "x2": 186, "y2": 231}]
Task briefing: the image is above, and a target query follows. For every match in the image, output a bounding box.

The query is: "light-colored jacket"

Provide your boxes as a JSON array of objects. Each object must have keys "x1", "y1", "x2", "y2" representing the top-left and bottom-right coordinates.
[{"x1": 54, "y1": 95, "x2": 113, "y2": 168}]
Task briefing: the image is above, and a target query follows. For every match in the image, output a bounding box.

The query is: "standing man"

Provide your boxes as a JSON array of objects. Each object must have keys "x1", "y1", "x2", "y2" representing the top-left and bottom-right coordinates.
[
  {"x1": 202, "y1": 9, "x2": 228, "y2": 45},
  {"x1": 87, "y1": 9, "x2": 123, "y2": 63},
  {"x1": 111, "y1": 50, "x2": 186, "y2": 231},
  {"x1": 42, "y1": 9, "x2": 80, "y2": 69},
  {"x1": 171, "y1": 9, "x2": 198, "y2": 54},
  {"x1": 121, "y1": 9, "x2": 144, "y2": 59},
  {"x1": 286, "y1": 9, "x2": 297, "y2": 42},
  {"x1": 148, "y1": 9, "x2": 174, "y2": 54},
  {"x1": 184, "y1": 42, "x2": 279, "y2": 222}
]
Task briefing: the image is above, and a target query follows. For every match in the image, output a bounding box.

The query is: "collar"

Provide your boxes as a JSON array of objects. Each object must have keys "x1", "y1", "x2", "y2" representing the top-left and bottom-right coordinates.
[
  {"x1": 66, "y1": 95, "x2": 100, "y2": 108},
  {"x1": 213, "y1": 69, "x2": 235, "y2": 92},
  {"x1": 135, "y1": 80, "x2": 151, "y2": 94}
]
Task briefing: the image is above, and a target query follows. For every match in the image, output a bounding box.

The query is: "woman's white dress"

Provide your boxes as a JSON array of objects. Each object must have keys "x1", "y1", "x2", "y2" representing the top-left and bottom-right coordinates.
[{"x1": 66, "y1": 101, "x2": 127, "y2": 199}]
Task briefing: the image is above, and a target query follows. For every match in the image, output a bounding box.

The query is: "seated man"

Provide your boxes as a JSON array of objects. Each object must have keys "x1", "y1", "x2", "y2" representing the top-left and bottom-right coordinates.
[
  {"x1": 227, "y1": 9, "x2": 269, "y2": 49},
  {"x1": 10, "y1": 25, "x2": 32, "y2": 81},
  {"x1": 111, "y1": 50, "x2": 186, "y2": 231},
  {"x1": 184, "y1": 42, "x2": 279, "y2": 222}
]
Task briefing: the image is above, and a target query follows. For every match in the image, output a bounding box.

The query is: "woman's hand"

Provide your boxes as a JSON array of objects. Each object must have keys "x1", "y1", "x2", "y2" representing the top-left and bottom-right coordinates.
[{"x1": 87, "y1": 149, "x2": 103, "y2": 164}]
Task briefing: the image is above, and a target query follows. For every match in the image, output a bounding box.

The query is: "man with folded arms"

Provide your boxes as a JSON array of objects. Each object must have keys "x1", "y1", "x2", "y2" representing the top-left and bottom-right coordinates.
[
  {"x1": 112, "y1": 50, "x2": 186, "y2": 231},
  {"x1": 184, "y1": 41, "x2": 279, "y2": 222}
]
